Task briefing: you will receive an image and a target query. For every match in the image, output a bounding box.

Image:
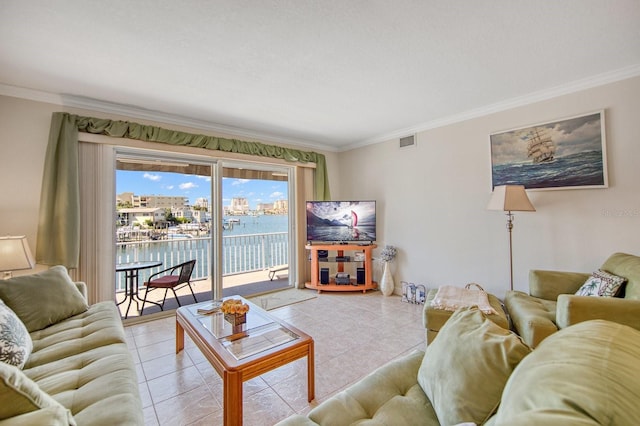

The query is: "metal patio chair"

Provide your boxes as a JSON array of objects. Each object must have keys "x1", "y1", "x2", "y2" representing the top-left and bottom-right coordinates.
[{"x1": 141, "y1": 259, "x2": 197, "y2": 312}]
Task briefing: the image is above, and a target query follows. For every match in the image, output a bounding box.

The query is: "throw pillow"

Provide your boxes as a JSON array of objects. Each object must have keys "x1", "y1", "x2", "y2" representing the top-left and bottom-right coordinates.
[
  {"x1": 575, "y1": 269, "x2": 626, "y2": 297},
  {"x1": 417, "y1": 306, "x2": 531, "y2": 425},
  {"x1": 0, "y1": 361, "x2": 76, "y2": 425},
  {"x1": 0, "y1": 266, "x2": 89, "y2": 332},
  {"x1": 0, "y1": 300, "x2": 33, "y2": 369}
]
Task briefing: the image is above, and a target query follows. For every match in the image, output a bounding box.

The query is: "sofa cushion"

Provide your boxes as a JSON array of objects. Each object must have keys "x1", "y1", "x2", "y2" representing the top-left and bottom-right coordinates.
[
  {"x1": 0, "y1": 361, "x2": 75, "y2": 425},
  {"x1": 25, "y1": 302, "x2": 127, "y2": 368},
  {"x1": 0, "y1": 300, "x2": 32, "y2": 369},
  {"x1": 601, "y1": 252, "x2": 640, "y2": 300},
  {"x1": 490, "y1": 320, "x2": 640, "y2": 425},
  {"x1": 504, "y1": 290, "x2": 558, "y2": 348},
  {"x1": 299, "y1": 350, "x2": 438, "y2": 426},
  {"x1": 23, "y1": 302, "x2": 143, "y2": 426},
  {"x1": 417, "y1": 306, "x2": 531, "y2": 425},
  {"x1": 575, "y1": 269, "x2": 626, "y2": 297},
  {"x1": 0, "y1": 266, "x2": 89, "y2": 332}
]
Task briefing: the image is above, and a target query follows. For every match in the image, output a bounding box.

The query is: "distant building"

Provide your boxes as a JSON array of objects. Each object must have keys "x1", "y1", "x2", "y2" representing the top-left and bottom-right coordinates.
[
  {"x1": 117, "y1": 208, "x2": 165, "y2": 227},
  {"x1": 191, "y1": 209, "x2": 211, "y2": 224},
  {"x1": 274, "y1": 199, "x2": 288, "y2": 213},
  {"x1": 257, "y1": 202, "x2": 274, "y2": 211},
  {"x1": 117, "y1": 192, "x2": 188, "y2": 209},
  {"x1": 194, "y1": 197, "x2": 210, "y2": 211},
  {"x1": 172, "y1": 207, "x2": 194, "y2": 222},
  {"x1": 116, "y1": 192, "x2": 135, "y2": 207},
  {"x1": 229, "y1": 197, "x2": 249, "y2": 215}
]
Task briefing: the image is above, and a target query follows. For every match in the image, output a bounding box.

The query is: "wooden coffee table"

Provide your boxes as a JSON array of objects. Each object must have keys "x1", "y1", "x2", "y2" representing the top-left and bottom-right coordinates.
[{"x1": 176, "y1": 296, "x2": 314, "y2": 426}]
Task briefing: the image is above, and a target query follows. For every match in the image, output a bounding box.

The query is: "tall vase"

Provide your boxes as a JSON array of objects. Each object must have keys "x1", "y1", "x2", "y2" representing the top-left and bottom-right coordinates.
[{"x1": 380, "y1": 261, "x2": 394, "y2": 296}]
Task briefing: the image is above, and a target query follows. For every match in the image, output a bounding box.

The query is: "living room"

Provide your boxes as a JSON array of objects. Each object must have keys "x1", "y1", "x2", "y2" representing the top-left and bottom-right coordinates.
[{"x1": 1, "y1": 2, "x2": 640, "y2": 425}]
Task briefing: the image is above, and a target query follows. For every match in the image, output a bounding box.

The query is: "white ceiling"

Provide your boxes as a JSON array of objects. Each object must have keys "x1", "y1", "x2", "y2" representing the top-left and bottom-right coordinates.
[{"x1": 1, "y1": 1, "x2": 640, "y2": 151}]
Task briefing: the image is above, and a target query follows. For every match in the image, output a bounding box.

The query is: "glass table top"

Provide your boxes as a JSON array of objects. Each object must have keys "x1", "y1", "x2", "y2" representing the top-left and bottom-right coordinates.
[{"x1": 186, "y1": 300, "x2": 300, "y2": 360}]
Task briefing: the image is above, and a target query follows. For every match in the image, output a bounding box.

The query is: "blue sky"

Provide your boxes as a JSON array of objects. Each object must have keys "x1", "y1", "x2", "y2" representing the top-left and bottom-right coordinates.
[{"x1": 116, "y1": 171, "x2": 288, "y2": 208}]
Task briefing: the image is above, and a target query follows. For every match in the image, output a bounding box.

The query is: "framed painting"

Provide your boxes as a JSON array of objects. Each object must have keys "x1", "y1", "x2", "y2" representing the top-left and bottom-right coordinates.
[{"x1": 490, "y1": 110, "x2": 608, "y2": 190}]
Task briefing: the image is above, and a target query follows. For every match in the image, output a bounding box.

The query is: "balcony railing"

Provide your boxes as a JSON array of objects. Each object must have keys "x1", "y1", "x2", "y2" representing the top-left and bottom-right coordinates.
[{"x1": 115, "y1": 232, "x2": 289, "y2": 292}]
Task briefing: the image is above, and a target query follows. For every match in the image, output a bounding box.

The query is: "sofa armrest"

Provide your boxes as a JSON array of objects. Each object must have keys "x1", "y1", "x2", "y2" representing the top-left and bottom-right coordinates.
[
  {"x1": 556, "y1": 295, "x2": 640, "y2": 330},
  {"x1": 529, "y1": 270, "x2": 590, "y2": 300},
  {"x1": 74, "y1": 282, "x2": 88, "y2": 302}
]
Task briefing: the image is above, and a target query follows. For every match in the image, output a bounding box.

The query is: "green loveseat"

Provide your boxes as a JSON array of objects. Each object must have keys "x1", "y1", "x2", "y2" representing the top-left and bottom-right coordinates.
[
  {"x1": 0, "y1": 266, "x2": 143, "y2": 425},
  {"x1": 505, "y1": 252, "x2": 640, "y2": 347},
  {"x1": 276, "y1": 308, "x2": 640, "y2": 425}
]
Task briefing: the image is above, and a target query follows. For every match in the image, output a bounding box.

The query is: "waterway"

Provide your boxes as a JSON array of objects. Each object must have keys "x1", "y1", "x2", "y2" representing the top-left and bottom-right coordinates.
[{"x1": 116, "y1": 215, "x2": 289, "y2": 290}]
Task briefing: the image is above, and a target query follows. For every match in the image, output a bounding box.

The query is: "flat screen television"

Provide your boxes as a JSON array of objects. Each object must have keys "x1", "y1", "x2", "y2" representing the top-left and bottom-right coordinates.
[{"x1": 306, "y1": 200, "x2": 376, "y2": 243}]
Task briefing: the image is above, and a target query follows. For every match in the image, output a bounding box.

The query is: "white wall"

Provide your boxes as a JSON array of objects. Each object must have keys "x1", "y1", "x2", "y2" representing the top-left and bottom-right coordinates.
[
  {"x1": 0, "y1": 96, "x2": 53, "y2": 271},
  {"x1": 337, "y1": 76, "x2": 640, "y2": 297},
  {"x1": 2, "y1": 77, "x2": 639, "y2": 294}
]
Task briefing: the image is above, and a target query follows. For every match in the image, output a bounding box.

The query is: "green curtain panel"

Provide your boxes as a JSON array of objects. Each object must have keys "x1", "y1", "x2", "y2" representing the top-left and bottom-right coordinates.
[{"x1": 37, "y1": 112, "x2": 331, "y2": 268}]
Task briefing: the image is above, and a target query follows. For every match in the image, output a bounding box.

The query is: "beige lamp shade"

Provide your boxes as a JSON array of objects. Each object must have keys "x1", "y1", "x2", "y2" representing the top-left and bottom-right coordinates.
[
  {"x1": 0, "y1": 236, "x2": 36, "y2": 273},
  {"x1": 487, "y1": 185, "x2": 536, "y2": 212}
]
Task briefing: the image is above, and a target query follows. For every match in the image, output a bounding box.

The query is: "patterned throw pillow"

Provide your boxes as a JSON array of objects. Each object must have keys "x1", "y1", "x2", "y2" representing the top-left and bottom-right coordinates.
[
  {"x1": 575, "y1": 269, "x2": 626, "y2": 297},
  {"x1": 0, "y1": 300, "x2": 33, "y2": 369}
]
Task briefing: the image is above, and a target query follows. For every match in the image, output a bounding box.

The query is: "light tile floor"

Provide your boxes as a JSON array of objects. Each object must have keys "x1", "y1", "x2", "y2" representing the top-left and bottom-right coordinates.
[{"x1": 125, "y1": 291, "x2": 427, "y2": 426}]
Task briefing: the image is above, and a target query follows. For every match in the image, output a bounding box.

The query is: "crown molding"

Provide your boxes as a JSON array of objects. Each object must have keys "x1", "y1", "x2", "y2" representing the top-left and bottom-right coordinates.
[
  {"x1": 0, "y1": 83, "x2": 337, "y2": 153},
  {"x1": 3, "y1": 63, "x2": 639, "y2": 154},
  {"x1": 342, "y1": 64, "x2": 640, "y2": 152},
  {"x1": 0, "y1": 83, "x2": 64, "y2": 105}
]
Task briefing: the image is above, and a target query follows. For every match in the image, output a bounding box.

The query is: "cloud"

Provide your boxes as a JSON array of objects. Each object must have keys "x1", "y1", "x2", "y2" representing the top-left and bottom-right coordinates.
[
  {"x1": 270, "y1": 191, "x2": 284, "y2": 198},
  {"x1": 143, "y1": 173, "x2": 161, "y2": 181},
  {"x1": 196, "y1": 176, "x2": 212, "y2": 182},
  {"x1": 179, "y1": 182, "x2": 197, "y2": 190},
  {"x1": 165, "y1": 185, "x2": 174, "y2": 190},
  {"x1": 231, "y1": 179, "x2": 250, "y2": 186}
]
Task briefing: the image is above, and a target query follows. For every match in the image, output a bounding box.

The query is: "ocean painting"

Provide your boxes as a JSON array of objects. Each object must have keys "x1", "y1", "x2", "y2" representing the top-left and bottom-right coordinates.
[{"x1": 490, "y1": 111, "x2": 607, "y2": 190}]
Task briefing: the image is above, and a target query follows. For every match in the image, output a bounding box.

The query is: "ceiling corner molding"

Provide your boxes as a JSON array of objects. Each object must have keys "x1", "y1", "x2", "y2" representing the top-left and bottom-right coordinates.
[
  {"x1": 0, "y1": 83, "x2": 64, "y2": 105},
  {"x1": 0, "y1": 84, "x2": 335, "y2": 153},
  {"x1": 342, "y1": 64, "x2": 640, "y2": 152}
]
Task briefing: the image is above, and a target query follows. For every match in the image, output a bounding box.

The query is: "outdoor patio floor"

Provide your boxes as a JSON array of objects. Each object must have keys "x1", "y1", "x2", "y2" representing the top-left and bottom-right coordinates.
[{"x1": 116, "y1": 269, "x2": 290, "y2": 320}]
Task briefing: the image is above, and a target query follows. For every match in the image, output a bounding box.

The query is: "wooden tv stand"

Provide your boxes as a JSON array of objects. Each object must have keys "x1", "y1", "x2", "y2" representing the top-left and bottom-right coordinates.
[{"x1": 305, "y1": 244, "x2": 377, "y2": 293}]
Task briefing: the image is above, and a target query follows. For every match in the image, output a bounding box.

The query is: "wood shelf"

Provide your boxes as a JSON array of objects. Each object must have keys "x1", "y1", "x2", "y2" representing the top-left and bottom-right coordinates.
[{"x1": 304, "y1": 244, "x2": 377, "y2": 293}]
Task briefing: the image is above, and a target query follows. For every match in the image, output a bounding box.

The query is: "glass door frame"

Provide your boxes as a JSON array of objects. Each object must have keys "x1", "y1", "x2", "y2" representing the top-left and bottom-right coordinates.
[
  {"x1": 114, "y1": 148, "x2": 297, "y2": 304},
  {"x1": 115, "y1": 147, "x2": 218, "y2": 305},
  {"x1": 215, "y1": 160, "x2": 296, "y2": 298}
]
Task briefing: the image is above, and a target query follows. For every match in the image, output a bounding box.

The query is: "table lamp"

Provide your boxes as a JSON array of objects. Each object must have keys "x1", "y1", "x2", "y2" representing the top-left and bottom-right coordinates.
[
  {"x1": 487, "y1": 185, "x2": 535, "y2": 291},
  {"x1": 0, "y1": 236, "x2": 36, "y2": 279}
]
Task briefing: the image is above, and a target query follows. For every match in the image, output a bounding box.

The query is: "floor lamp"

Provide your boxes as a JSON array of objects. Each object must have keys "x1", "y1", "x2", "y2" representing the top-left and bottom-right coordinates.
[{"x1": 487, "y1": 185, "x2": 535, "y2": 291}]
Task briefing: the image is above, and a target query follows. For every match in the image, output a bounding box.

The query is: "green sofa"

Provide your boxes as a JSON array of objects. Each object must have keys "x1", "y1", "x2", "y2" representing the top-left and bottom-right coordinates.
[
  {"x1": 0, "y1": 266, "x2": 143, "y2": 425},
  {"x1": 276, "y1": 308, "x2": 640, "y2": 425},
  {"x1": 505, "y1": 252, "x2": 640, "y2": 347}
]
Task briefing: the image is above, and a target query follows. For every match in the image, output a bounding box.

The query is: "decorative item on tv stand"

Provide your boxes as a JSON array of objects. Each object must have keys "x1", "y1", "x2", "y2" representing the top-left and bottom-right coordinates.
[
  {"x1": 305, "y1": 243, "x2": 378, "y2": 293},
  {"x1": 379, "y1": 245, "x2": 397, "y2": 296}
]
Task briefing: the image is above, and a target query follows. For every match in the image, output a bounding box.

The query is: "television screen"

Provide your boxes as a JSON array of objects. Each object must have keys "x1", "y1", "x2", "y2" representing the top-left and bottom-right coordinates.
[{"x1": 306, "y1": 201, "x2": 376, "y2": 242}]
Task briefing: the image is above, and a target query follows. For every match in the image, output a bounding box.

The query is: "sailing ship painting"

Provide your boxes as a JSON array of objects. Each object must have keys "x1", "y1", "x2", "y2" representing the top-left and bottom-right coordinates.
[
  {"x1": 526, "y1": 127, "x2": 555, "y2": 164},
  {"x1": 490, "y1": 111, "x2": 607, "y2": 190}
]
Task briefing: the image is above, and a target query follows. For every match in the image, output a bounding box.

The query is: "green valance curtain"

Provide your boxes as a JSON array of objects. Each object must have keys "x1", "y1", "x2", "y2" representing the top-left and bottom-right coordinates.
[{"x1": 37, "y1": 112, "x2": 331, "y2": 268}]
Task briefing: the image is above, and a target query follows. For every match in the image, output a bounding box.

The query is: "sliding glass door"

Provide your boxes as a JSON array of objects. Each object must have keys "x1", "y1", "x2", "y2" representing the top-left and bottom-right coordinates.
[
  {"x1": 115, "y1": 151, "x2": 215, "y2": 318},
  {"x1": 219, "y1": 161, "x2": 294, "y2": 298},
  {"x1": 113, "y1": 150, "x2": 296, "y2": 318}
]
